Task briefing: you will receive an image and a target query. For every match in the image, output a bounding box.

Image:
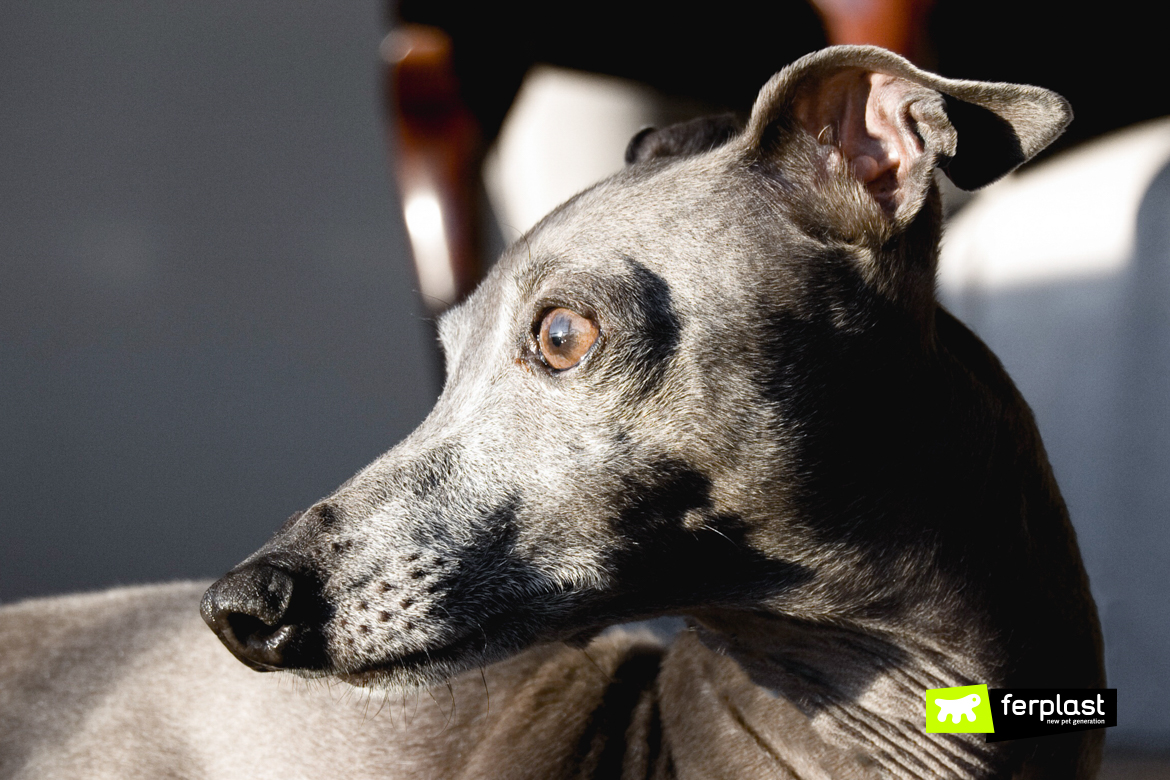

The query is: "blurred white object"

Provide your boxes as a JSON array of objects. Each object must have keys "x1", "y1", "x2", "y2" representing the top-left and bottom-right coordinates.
[
  {"x1": 484, "y1": 66, "x2": 698, "y2": 239},
  {"x1": 940, "y1": 118, "x2": 1170, "y2": 291},
  {"x1": 940, "y1": 118, "x2": 1170, "y2": 749},
  {"x1": 403, "y1": 190, "x2": 456, "y2": 306}
]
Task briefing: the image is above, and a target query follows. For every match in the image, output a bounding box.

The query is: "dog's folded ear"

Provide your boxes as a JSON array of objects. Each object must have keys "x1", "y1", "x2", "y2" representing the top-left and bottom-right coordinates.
[
  {"x1": 625, "y1": 114, "x2": 744, "y2": 165},
  {"x1": 742, "y1": 45, "x2": 1071, "y2": 228}
]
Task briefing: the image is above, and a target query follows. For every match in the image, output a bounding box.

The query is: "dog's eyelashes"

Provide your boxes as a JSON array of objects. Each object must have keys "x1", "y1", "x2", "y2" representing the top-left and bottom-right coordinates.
[{"x1": 537, "y1": 307, "x2": 598, "y2": 371}]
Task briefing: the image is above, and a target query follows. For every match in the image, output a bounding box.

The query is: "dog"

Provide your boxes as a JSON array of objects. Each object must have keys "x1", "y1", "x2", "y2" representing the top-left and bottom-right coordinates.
[{"x1": 0, "y1": 46, "x2": 1104, "y2": 779}]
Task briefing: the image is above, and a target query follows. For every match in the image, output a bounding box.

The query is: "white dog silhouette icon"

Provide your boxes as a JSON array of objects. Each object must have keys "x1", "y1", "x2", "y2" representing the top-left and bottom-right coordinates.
[{"x1": 935, "y1": 693, "x2": 981, "y2": 723}]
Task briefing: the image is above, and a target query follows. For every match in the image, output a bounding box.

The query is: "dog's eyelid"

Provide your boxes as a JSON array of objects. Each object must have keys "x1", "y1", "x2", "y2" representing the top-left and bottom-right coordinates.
[{"x1": 530, "y1": 291, "x2": 600, "y2": 320}]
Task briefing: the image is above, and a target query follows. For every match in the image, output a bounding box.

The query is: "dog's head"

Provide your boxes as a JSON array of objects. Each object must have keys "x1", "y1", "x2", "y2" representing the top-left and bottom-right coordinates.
[{"x1": 203, "y1": 46, "x2": 1071, "y2": 690}]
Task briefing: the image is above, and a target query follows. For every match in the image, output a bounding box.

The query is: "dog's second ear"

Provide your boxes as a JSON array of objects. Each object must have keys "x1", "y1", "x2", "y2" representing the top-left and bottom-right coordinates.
[
  {"x1": 743, "y1": 45, "x2": 1071, "y2": 230},
  {"x1": 625, "y1": 114, "x2": 743, "y2": 165}
]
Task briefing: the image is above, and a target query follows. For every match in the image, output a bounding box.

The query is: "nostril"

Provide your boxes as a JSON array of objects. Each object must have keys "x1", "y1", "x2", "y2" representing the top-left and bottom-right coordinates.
[
  {"x1": 225, "y1": 612, "x2": 266, "y2": 643},
  {"x1": 226, "y1": 612, "x2": 288, "y2": 651},
  {"x1": 201, "y1": 563, "x2": 327, "y2": 671}
]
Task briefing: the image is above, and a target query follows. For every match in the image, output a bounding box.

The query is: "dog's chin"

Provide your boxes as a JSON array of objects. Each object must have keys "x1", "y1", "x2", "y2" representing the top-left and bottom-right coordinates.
[
  {"x1": 270, "y1": 665, "x2": 443, "y2": 694},
  {"x1": 324, "y1": 616, "x2": 614, "y2": 691},
  {"x1": 326, "y1": 630, "x2": 505, "y2": 691},
  {"x1": 333, "y1": 664, "x2": 455, "y2": 691}
]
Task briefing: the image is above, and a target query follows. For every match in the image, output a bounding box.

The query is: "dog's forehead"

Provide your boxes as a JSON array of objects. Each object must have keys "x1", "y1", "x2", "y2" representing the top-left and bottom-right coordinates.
[
  {"x1": 536, "y1": 156, "x2": 764, "y2": 262},
  {"x1": 510, "y1": 154, "x2": 800, "y2": 298}
]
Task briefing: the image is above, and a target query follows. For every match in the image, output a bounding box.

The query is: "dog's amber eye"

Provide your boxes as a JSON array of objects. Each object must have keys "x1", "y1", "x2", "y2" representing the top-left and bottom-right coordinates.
[{"x1": 538, "y1": 308, "x2": 598, "y2": 370}]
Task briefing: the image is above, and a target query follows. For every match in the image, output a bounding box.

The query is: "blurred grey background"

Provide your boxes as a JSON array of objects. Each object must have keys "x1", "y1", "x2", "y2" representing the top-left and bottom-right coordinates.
[{"x1": 0, "y1": 1, "x2": 438, "y2": 602}]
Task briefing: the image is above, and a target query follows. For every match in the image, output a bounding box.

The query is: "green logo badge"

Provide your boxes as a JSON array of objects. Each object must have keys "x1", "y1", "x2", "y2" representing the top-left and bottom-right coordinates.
[{"x1": 925, "y1": 684, "x2": 995, "y2": 733}]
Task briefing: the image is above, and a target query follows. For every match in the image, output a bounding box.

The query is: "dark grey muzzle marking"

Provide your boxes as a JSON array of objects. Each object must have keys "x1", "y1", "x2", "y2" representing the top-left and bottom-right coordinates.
[{"x1": 605, "y1": 460, "x2": 813, "y2": 612}]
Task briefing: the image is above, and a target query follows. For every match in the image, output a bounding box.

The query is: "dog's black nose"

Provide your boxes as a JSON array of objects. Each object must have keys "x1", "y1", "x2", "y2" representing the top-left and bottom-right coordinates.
[{"x1": 200, "y1": 562, "x2": 328, "y2": 671}]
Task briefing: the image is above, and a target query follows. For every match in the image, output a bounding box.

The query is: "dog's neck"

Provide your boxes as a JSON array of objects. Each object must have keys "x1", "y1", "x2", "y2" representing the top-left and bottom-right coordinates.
[{"x1": 689, "y1": 607, "x2": 1004, "y2": 778}]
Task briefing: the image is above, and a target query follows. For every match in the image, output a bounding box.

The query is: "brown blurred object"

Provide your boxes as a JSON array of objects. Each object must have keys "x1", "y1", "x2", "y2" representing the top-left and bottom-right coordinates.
[
  {"x1": 382, "y1": 24, "x2": 482, "y2": 316},
  {"x1": 811, "y1": 0, "x2": 932, "y2": 61}
]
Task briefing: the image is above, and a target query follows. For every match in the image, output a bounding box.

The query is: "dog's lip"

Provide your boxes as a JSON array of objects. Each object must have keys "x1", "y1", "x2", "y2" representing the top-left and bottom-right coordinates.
[{"x1": 335, "y1": 629, "x2": 483, "y2": 685}]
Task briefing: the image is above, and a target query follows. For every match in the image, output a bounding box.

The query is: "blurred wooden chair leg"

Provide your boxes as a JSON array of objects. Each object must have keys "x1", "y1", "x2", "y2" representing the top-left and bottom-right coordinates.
[{"x1": 382, "y1": 24, "x2": 483, "y2": 318}]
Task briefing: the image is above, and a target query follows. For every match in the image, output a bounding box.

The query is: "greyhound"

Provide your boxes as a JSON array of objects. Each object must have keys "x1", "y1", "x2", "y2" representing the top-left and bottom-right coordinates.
[{"x1": 0, "y1": 46, "x2": 1104, "y2": 779}]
